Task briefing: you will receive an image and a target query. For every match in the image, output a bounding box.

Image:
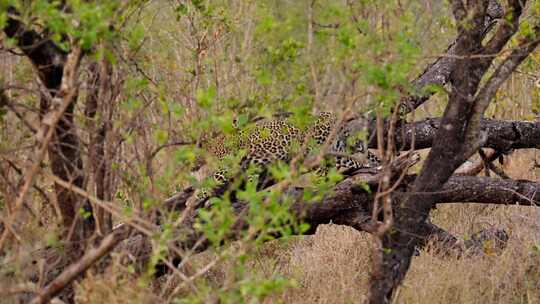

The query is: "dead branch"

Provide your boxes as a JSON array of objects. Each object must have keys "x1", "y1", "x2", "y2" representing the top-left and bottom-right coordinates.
[
  {"x1": 387, "y1": 118, "x2": 540, "y2": 152},
  {"x1": 429, "y1": 176, "x2": 540, "y2": 206},
  {"x1": 399, "y1": 0, "x2": 503, "y2": 114}
]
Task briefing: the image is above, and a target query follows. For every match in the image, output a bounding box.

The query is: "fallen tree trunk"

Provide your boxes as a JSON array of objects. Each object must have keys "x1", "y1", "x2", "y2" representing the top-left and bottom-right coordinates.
[{"x1": 159, "y1": 169, "x2": 538, "y2": 258}]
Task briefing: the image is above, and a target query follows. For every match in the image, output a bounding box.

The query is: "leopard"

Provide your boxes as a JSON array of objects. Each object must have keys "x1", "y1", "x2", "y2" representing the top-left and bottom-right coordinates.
[{"x1": 195, "y1": 112, "x2": 381, "y2": 202}]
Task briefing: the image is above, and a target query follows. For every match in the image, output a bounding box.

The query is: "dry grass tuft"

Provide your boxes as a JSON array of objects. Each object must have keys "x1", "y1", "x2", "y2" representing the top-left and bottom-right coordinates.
[
  {"x1": 275, "y1": 224, "x2": 372, "y2": 303},
  {"x1": 75, "y1": 264, "x2": 162, "y2": 304},
  {"x1": 150, "y1": 225, "x2": 372, "y2": 303}
]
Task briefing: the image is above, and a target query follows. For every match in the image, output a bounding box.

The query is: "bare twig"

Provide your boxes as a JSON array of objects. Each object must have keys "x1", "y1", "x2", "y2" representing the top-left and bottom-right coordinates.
[
  {"x1": 0, "y1": 282, "x2": 38, "y2": 296},
  {"x1": 0, "y1": 90, "x2": 38, "y2": 133},
  {"x1": 146, "y1": 140, "x2": 194, "y2": 178}
]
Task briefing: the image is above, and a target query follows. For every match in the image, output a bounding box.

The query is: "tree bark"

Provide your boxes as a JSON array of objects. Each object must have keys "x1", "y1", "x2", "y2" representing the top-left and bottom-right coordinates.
[
  {"x1": 399, "y1": 0, "x2": 503, "y2": 114},
  {"x1": 390, "y1": 118, "x2": 540, "y2": 151}
]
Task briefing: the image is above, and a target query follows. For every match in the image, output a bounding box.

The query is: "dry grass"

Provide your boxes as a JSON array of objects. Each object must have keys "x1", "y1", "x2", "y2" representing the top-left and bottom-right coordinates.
[
  {"x1": 275, "y1": 225, "x2": 372, "y2": 303},
  {"x1": 75, "y1": 270, "x2": 161, "y2": 304},
  {"x1": 143, "y1": 225, "x2": 372, "y2": 303}
]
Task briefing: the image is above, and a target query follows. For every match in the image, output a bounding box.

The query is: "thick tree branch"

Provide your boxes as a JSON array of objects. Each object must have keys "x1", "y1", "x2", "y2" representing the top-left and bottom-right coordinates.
[
  {"x1": 482, "y1": 0, "x2": 523, "y2": 54},
  {"x1": 430, "y1": 176, "x2": 540, "y2": 206},
  {"x1": 4, "y1": 9, "x2": 67, "y2": 90},
  {"x1": 465, "y1": 6, "x2": 537, "y2": 145},
  {"x1": 468, "y1": 25, "x2": 540, "y2": 138},
  {"x1": 391, "y1": 118, "x2": 540, "y2": 152},
  {"x1": 400, "y1": 0, "x2": 503, "y2": 114}
]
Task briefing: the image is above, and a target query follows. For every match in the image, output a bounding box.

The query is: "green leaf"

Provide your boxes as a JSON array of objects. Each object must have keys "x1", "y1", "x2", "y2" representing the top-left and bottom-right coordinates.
[
  {"x1": 122, "y1": 97, "x2": 142, "y2": 111},
  {"x1": 155, "y1": 129, "x2": 168, "y2": 145},
  {"x1": 196, "y1": 86, "x2": 217, "y2": 108},
  {"x1": 169, "y1": 103, "x2": 185, "y2": 117},
  {"x1": 174, "y1": 146, "x2": 197, "y2": 164}
]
